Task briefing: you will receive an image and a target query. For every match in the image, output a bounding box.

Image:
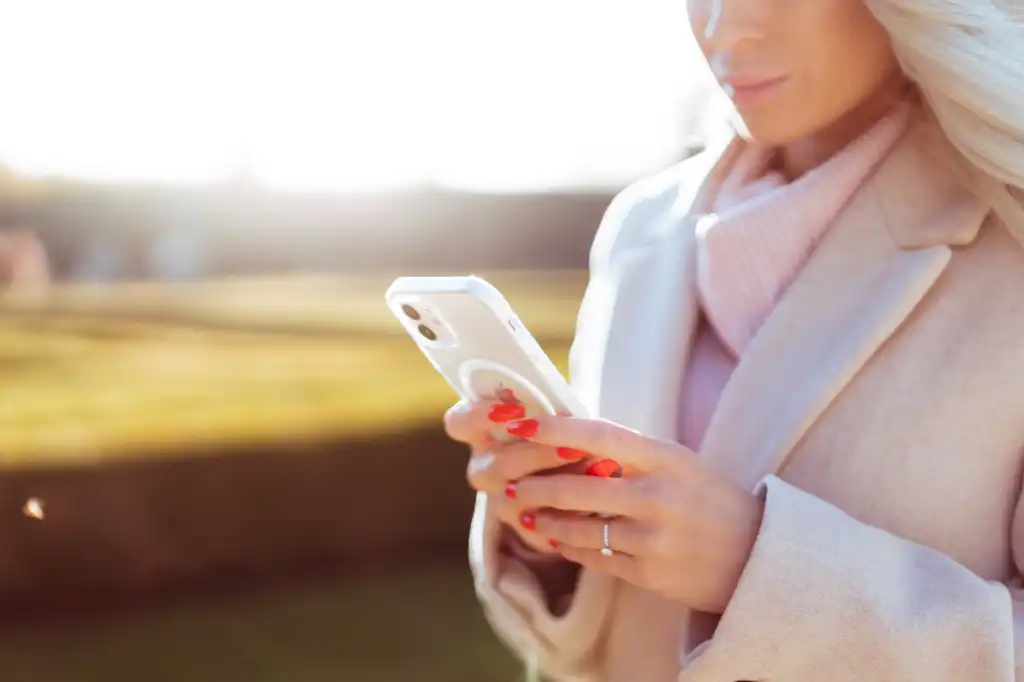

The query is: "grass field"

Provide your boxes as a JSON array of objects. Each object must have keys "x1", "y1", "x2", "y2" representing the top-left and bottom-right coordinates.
[
  {"x1": 0, "y1": 560, "x2": 522, "y2": 682},
  {"x1": 0, "y1": 271, "x2": 586, "y2": 465},
  {"x1": 0, "y1": 271, "x2": 587, "y2": 681}
]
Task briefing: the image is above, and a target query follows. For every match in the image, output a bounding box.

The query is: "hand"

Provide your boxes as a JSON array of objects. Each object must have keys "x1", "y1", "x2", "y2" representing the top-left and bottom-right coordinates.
[
  {"x1": 444, "y1": 397, "x2": 594, "y2": 554},
  {"x1": 502, "y1": 415, "x2": 764, "y2": 614}
]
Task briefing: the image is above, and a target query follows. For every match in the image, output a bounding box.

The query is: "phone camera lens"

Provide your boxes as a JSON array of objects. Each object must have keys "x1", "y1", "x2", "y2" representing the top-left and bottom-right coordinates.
[
  {"x1": 418, "y1": 325, "x2": 437, "y2": 341},
  {"x1": 401, "y1": 304, "x2": 421, "y2": 321}
]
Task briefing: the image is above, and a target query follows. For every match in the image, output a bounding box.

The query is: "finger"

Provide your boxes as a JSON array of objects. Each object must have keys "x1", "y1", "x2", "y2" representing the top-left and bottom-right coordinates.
[
  {"x1": 466, "y1": 451, "x2": 500, "y2": 492},
  {"x1": 556, "y1": 545, "x2": 643, "y2": 584},
  {"x1": 534, "y1": 511, "x2": 649, "y2": 556},
  {"x1": 487, "y1": 495, "x2": 557, "y2": 553},
  {"x1": 468, "y1": 442, "x2": 588, "y2": 495},
  {"x1": 505, "y1": 416, "x2": 682, "y2": 472},
  {"x1": 493, "y1": 442, "x2": 590, "y2": 484},
  {"x1": 445, "y1": 399, "x2": 526, "y2": 448},
  {"x1": 486, "y1": 493, "x2": 524, "y2": 527},
  {"x1": 514, "y1": 473, "x2": 647, "y2": 517}
]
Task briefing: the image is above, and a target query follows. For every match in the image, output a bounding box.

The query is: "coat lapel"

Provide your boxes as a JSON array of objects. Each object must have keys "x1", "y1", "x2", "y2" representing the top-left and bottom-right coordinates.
[
  {"x1": 593, "y1": 140, "x2": 742, "y2": 441},
  {"x1": 698, "y1": 124, "x2": 991, "y2": 490},
  {"x1": 595, "y1": 219, "x2": 699, "y2": 441}
]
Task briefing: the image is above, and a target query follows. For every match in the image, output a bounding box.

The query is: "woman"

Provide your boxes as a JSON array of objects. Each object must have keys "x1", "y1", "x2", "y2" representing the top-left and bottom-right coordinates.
[{"x1": 445, "y1": 1, "x2": 1024, "y2": 680}]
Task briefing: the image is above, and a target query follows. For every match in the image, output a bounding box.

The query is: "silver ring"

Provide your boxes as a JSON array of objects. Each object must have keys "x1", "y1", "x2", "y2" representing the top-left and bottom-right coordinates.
[{"x1": 601, "y1": 520, "x2": 614, "y2": 557}]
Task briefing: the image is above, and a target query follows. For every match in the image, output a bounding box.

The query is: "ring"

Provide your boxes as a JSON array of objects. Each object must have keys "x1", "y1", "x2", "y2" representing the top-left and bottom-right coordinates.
[{"x1": 601, "y1": 520, "x2": 614, "y2": 557}]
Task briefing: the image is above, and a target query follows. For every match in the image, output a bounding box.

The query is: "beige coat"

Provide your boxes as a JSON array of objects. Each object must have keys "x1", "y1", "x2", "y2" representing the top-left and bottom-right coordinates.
[{"x1": 469, "y1": 117, "x2": 1024, "y2": 682}]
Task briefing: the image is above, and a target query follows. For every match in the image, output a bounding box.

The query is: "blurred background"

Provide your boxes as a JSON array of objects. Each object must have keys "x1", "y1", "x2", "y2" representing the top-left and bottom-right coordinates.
[{"x1": 0, "y1": 1, "x2": 717, "y2": 680}]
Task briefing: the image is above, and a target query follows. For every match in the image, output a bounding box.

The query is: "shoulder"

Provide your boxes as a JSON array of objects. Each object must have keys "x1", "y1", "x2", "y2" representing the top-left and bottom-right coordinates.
[
  {"x1": 959, "y1": 214, "x2": 1024, "y2": 285},
  {"x1": 589, "y1": 145, "x2": 723, "y2": 272},
  {"x1": 956, "y1": 214, "x2": 1024, "y2": 305},
  {"x1": 939, "y1": 214, "x2": 1024, "y2": 380}
]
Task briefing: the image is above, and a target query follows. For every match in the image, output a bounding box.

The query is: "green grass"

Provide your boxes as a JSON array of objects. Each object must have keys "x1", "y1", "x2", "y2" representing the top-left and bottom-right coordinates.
[
  {"x1": 0, "y1": 271, "x2": 581, "y2": 680},
  {"x1": 0, "y1": 271, "x2": 585, "y2": 465},
  {"x1": 0, "y1": 561, "x2": 522, "y2": 682},
  {"x1": 0, "y1": 271, "x2": 587, "y2": 338}
]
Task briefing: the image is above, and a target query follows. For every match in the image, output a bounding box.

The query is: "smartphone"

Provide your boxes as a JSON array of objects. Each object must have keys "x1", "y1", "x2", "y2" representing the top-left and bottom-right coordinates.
[{"x1": 385, "y1": 275, "x2": 588, "y2": 442}]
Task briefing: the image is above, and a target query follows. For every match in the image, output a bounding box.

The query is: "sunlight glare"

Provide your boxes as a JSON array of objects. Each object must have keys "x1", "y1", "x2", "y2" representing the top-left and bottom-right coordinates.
[{"x1": 0, "y1": 0, "x2": 709, "y2": 191}]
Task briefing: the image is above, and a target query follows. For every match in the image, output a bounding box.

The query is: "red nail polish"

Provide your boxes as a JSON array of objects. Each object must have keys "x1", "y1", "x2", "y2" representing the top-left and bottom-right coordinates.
[
  {"x1": 489, "y1": 403, "x2": 526, "y2": 422},
  {"x1": 585, "y1": 459, "x2": 622, "y2": 478},
  {"x1": 505, "y1": 482, "x2": 517, "y2": 500},
  {"x1": 519, "y1": 513, "x2": 536, "y2": 531},
  {"x1": 548, "y1": 539, "x2": 559, "y2": 548},
  {"x1": 557, "y1": 447, "x2": 587, "y2": 460},
  {"x1": 507, "y1": 419, "x2": 539, "y2": 438}
]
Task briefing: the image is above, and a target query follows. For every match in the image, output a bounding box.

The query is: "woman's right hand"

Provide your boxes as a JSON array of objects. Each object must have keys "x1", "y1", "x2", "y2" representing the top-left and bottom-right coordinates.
[{"x1": 444, "y1": 398, "x2": 591, "y2": 554}]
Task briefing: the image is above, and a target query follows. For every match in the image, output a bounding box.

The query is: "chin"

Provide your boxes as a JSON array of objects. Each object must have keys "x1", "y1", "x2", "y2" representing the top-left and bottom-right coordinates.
[{"x1": 732, "y1": 113, "x2": 814, "y2": 148}]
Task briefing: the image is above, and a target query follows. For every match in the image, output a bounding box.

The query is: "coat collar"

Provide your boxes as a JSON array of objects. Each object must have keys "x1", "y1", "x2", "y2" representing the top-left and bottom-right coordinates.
[{"x1": 593, "y1": 114, "x2": 991, "y2": 487}]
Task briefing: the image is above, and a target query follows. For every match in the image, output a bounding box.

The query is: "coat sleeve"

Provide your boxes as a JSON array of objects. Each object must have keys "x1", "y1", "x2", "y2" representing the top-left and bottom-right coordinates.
[{"x1": 681, "y1": 474, "x2": 1024, "y2": 682}]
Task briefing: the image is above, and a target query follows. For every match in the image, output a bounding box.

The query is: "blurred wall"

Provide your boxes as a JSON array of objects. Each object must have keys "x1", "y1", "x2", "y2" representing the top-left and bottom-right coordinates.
[{"x1": 4, "y1": 184, "x2": 618, "y2": 281}]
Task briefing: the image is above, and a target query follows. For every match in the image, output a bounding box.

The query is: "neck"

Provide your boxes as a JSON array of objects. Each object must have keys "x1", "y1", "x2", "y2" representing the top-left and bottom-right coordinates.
[{"x1": 778, "y1": 74, "x2": 912, "y2": 180}]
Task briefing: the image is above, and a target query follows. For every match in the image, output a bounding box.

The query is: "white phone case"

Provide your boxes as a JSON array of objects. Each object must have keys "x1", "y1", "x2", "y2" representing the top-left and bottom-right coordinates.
[{"x1": 385, "y1": 275, "x2": 588, "y2": 440}]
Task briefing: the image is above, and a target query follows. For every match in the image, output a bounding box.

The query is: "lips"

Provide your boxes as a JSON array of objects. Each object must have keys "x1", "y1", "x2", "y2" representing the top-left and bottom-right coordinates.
[
  {"x1": 721, "y1": 74, "x2": 787, "y2": 91},
  {"x1": 718, "y1": 74, "x2": 789, "y2": 107}
]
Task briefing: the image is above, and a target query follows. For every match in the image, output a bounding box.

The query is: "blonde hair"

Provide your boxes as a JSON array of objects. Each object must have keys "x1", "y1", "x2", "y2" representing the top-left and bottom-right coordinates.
[{"x1": 866, "y1": 0, "x2": 1024, "y2": 238}]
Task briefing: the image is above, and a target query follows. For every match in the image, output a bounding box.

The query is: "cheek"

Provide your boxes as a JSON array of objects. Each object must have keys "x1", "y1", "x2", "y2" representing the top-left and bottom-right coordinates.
[{"x1": 807, "y1": 18, "x2": 897, "y2": 113}]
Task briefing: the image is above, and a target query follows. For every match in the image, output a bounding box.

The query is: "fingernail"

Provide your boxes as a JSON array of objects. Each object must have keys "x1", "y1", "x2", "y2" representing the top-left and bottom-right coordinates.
[
  {"x1": 548, "y1": 539, "x2": 559, "y2": 548},
  {"x1": 489, "y1": 404, "x2": 526, "y2": 422},
  {"x1": 507, "y1": 419, "x2": 539, "y2": 438},
  {"x1": 519, "y1": 512, "x2": 536, "y2": 531},
  {"x1": 585, "y1": 459, "x2": 622, "y2": 478},
  {"x1": 505, "y1": 482, "x2": 517, "y2": 500},
  {"x1": 557, "y1": 447, "x2": 587, "y2": 460}
]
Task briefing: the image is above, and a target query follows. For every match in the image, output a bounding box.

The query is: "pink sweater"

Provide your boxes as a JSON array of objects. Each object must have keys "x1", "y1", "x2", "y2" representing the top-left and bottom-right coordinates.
[{"x1": 678, "y1": 104, "x2": 911, "y2": 450}]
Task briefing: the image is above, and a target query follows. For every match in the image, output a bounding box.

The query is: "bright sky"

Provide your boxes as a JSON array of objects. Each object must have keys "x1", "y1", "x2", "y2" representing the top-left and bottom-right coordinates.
[{"x1": 0, "y1": 1, "x2": 712, "y2": 192}]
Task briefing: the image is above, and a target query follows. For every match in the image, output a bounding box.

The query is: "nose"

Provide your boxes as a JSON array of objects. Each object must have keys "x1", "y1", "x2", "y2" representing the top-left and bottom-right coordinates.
[{"x1": 701, "y1": 0, "x2": 764, "y2": 51}]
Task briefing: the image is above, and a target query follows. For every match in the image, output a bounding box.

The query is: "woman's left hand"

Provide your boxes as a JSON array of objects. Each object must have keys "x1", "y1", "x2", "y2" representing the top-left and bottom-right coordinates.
[{"x1": 504, "y1": 414, "x2": 764, "y2": 615}]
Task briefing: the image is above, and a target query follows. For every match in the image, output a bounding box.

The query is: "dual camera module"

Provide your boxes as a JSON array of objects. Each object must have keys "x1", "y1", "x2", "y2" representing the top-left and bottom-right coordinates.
[{"x1": 400, "y1": 304, "x2": 437, "y2": 341}]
